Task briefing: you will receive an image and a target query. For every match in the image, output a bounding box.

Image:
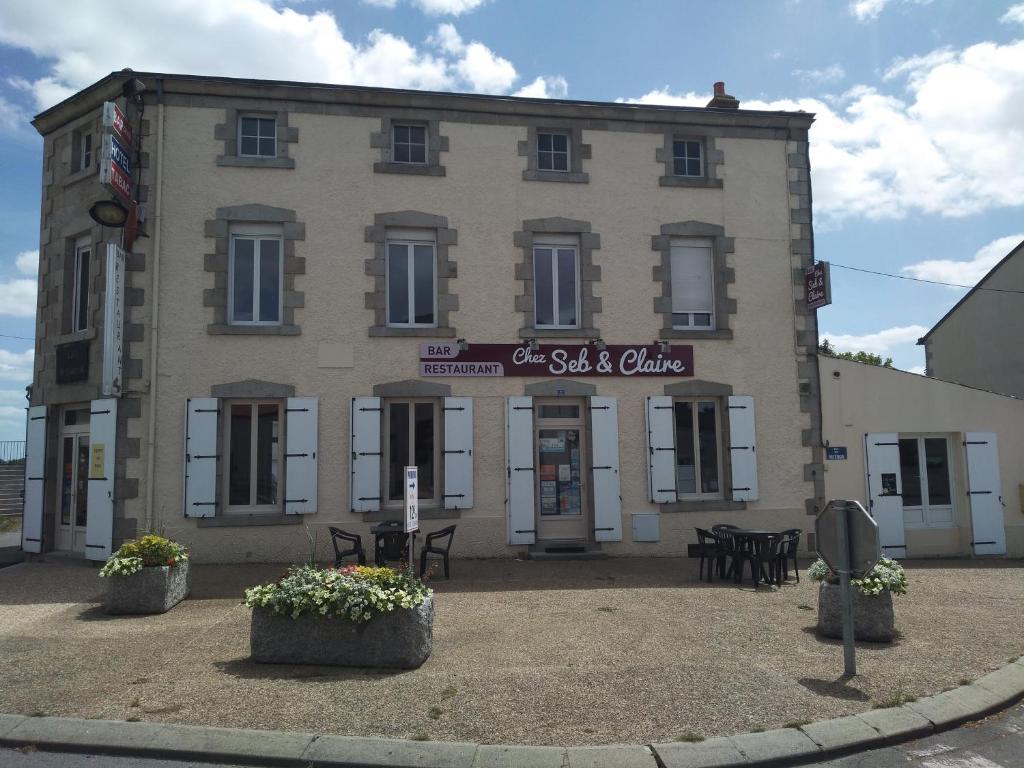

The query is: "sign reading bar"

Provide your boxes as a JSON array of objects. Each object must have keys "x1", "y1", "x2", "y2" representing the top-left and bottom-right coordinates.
[
  {"x1": 420, "y1": 343, "x2": 693, "y2": 377},
  {"x1": 103, "y1": 101, "x2": 134, "y2": 146},
  {"x1": 805, "y1": 261, "x2": 832, "y2": 310},
  {"x1": 102, "y1": 244, "x2": 126, "y2": 397}
]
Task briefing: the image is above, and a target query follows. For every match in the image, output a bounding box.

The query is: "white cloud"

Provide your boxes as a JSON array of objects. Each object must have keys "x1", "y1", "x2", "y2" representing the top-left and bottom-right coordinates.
[
  {"x1": 15, "y1": 249, "x2": 38, "y2": 276},
  {"x1": 414, "y1": 0, "x2": 488, "y2": 15},
  {"x1": 429, "y1": 22, "x2": 464, "y2": 55},
  {"x1": 514, "y1": 75, "x2": 568, "y2": 99},
  {"x1": 0, "y1": 349, "x2": 34, "y2": 381},
  {"x1": 901, "y1": 233, "x2": 1024, "y2": 286},
  {"x1": 0, "y1": 389, "x2": 30, "y2": 406},
  {"x1": 618, "y1": 88, "x2": 705, "y2": 107},
  {"x1": 793, "y1": 64, "x2": 846, "y2": 84},
  {"x1": 0, "y1": 94, "x2": 28, "y2": 133},
  {"x1": 850, "y1": 0, "x2": 891, "y2": 21},
  {"x1": 822, "y1": 325, "x2": 929, "y2": 354},
  {"x1": 906, "y1": 365, "x2": 926, "y2": 375},
  {"x1": 0, "y1": 279, "x2": 37, "y2": 317},
  {"x1": 1001, "y1": 3, "x2": 1024, "y2": 24},
  {"x1": 455, "y1": 41, "x2": 516, "y2": 93},
  {"x1": 362, "y1": 0, "x2": 398, "y2": 7}
]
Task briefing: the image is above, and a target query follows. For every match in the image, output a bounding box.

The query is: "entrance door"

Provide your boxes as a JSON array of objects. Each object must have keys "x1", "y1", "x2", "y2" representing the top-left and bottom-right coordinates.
[
  {"x1": 56, "y1": 407, "x2": 90, "y2": 553},
  {"x1": 534, "y1": 400, "x2": 588, "y2": 542}
]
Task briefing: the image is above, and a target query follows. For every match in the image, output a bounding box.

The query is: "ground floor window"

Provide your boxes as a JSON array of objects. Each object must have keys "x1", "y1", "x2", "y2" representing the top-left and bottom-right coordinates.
[
  {"x1": 674, "y1": 399, "x2": 722, "y2": 498},
  {"x1": 899, "y1": 435, "x2": 954, "y2": 528},
  {"x1": 384, "y1": 399, "x2": 439, "y2": 506},
  {"x1": 225, "y1": 400, "x2": 282, "y2": 512}
]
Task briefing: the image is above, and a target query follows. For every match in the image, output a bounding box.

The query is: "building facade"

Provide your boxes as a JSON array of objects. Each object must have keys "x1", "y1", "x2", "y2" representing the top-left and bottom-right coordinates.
[{"x1": 24, "y1": 71, "x2": 825, "y2": 564}]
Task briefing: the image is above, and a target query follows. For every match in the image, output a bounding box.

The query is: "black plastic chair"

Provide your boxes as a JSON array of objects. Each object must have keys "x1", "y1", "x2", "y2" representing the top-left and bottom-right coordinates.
[
  {"x1": 711, "y1": 524, "x2": 739, "y2": 580},
  {"x1": 374, "y1": 521, "x2": 409, "y2": 566},
  {"x1": 329, "y1": 527, "x2": 367, "y2": 567},
  {"x1": 419, "y1": 525, "x2": 457, "y2": 579},
  {"x1": 694, "y1": 528, "x2": 728, "y2": 582},
  {"x1": 750, "y1": 534, "x2": 785, "y2": 587},
  {"x1": 776, "y1": 529, "x2": 802, "y2": 583}
]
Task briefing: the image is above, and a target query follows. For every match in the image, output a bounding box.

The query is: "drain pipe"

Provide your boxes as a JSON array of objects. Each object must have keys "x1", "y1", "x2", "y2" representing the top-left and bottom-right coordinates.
[{"x1": 144, "y1": 81, "x2": 165, "y2": 533}]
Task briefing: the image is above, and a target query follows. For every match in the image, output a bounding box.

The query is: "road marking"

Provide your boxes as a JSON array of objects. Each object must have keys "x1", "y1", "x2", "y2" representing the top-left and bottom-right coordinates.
[{"x1": 921, "y1": 754, "x2": 1006, "y2": 768}]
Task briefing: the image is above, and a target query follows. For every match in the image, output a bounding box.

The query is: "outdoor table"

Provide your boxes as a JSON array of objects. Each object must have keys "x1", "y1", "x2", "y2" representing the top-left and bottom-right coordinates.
[
  {"x1": 370, "y1": 522, "x2": 417, "y2": 566},
  {"x1": 726, "y1": 529, "x2": 784, "y2": 586}
]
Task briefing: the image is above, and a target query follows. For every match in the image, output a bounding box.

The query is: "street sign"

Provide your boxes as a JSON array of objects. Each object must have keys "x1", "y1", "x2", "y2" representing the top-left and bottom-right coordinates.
[
  {"x1": 815, "y1": 499, "x2": 880, "y2": 578},
  {"x1": 404, "y1": 466, "x2": 419, "y2": 534},
  {"x1": 825, "y1": 446, "x2": 847, "y2": 460}
]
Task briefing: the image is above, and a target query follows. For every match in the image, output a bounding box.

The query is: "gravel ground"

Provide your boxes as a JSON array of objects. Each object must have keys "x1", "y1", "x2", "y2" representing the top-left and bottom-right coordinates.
[{"x1": 0, "y1": 556, "x2": 1021, "y2": 746}]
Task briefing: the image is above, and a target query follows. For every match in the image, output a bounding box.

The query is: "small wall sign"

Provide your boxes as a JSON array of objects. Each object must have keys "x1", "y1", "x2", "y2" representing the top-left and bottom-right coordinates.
[
  {"x1": 404, "y1": 466, "x2": 419, "y2": 534},
  {"x1": 56, "y1": 340, "x2": 90, "y2": 384},
  {"x1": 826, "y1": 446, "x2": 848, "y2": 460},
  {"x1": 805, "y1": 261, "x2": 832, "y2": 310}
]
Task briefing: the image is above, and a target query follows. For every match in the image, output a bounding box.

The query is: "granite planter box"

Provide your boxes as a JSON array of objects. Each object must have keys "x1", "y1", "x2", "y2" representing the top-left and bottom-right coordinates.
[
  {"x1": 817, "y1": 583, "x2": 895, "y2": 642},
  {"x1": 251, "y1": 596, "x2": 433, "y2": 669},
  {"x1": 105, "y1": 562, "x2": 191, "y2": 615}
]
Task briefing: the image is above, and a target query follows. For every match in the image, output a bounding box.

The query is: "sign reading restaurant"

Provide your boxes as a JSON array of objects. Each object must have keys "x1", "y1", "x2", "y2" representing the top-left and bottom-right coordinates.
[{"x1": 420, "y1": 343, "x2": 694, "y2": 377}]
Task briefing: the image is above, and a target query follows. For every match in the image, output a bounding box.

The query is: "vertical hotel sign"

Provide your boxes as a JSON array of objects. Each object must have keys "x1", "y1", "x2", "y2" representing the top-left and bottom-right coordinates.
[
  {"x1": 99, "y1": 102, "x2": 134, "y2": 205},
  {"x1": 102, "y1": 244, "x2": 126, "y2": 397}
]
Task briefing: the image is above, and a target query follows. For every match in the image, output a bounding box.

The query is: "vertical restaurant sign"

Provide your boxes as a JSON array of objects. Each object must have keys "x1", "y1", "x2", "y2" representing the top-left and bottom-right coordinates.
[
  {"x1": 805, "y1": 261, "x2": 832, "y2": 310},
  {"x1": 419, "y1": 342, "x2": 693, "y2": 377},
  {"x1": 102, "y1": 244, "x2": 126, "y2": 397}
]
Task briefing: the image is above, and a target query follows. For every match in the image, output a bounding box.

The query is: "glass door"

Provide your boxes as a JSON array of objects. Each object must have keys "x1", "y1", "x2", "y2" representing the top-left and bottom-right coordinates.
[
  {"x1": 534, "y1": 400, "x2": 588, "y2": 542},
  {"x1": 56, "y1": 434, "x2": 89, "y2": 552}
]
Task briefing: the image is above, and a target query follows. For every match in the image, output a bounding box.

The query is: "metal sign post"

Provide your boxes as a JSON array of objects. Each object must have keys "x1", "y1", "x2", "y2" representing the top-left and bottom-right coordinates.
[
  {"x1": 404, "y1": 466, "x2": 418, "y2": 570},
  {"x1": 835, "y1": 504, "x2": 857, "y2": 676}
]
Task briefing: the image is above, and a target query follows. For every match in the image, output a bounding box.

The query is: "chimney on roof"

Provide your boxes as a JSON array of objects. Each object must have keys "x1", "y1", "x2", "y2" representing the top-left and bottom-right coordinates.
[{"x1": 706, "y1": 81, "x2": 740, "y2": 110}]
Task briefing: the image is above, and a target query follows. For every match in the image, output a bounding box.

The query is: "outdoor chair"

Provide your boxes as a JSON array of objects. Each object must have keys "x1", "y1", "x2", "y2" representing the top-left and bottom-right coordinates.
[
  {"x1": 420, "y1": 525, "x2": 457, "y2": 579},
  {"x1": 329, "y1": 527, "x2": 367, "y2": 567},
  {"x1": 750, "y1": 534, "x2": 785, "y2": 587},
  {"x1": 776, "y1": 529, "x2": 802, "y2": 583},
  {"x1": 693, "y1": 528, "x2": 729, "y2": 582},
  {"x1": 711, "y1": 524, "x2": 739, "y2": 579},
  {"x1": 374, "y1": 520, "x2": 409, "y2": 566}
]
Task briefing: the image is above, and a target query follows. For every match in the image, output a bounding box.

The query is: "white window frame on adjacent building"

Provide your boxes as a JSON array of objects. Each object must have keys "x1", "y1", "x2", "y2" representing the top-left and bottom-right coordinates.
[
  {"x1": 899, "y1": 434, "x2": 956, "y2": 530},
  {"x1": 672, "y1": 397, "x2": 724, "y2": 500},
  {"x1": 670, "y1": 237, "x2": 715, "y2": 330},
  {"x1": 382, "y1": 398, "x2": 441, "y2": 510},
  {"x1": 672, "y1": 139, "x2": 704, "y2": 177},
  {"x1": 238, "y1": 115, "x2": 277, "y2": 158},
  {"x1": 223, "y1": 399, "x2": 284, "y2": 515},
  {"x1": 533, "y1": 236, "x2": 580, "y2": 330},
  {"x1": 391, "y1": 123, "x2": 428, "y2": 165},
  {"x1": 72, "y1": 237, "x2": 91, "y2": 332},
  {"x1": 537, "y1": 131, "x2": 570, "y2": 172},
  {"x1": 228, "y1": 225, "x2": 284, "y2": 326},
  {"x1": 385, "y1": 230, "x2": 438, "y2": 328}
]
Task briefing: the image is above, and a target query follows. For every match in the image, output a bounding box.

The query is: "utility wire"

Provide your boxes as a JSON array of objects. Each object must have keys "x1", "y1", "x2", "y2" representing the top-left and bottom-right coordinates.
[
  {"x1": 0, "y1": 333, "x2": 33, "y2": 341},
  {"x1": 829, "y1": 262, "x2": 1024, "y2": 295}
]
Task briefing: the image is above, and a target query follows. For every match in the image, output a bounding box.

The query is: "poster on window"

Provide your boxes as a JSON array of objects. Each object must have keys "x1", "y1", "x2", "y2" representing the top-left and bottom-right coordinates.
[
  {"x1": 539, "y1": 435, "x2": 565, "y2": 452},
  {"x1": 540, "y1": 465, "x2": 556, "y2": 481}
]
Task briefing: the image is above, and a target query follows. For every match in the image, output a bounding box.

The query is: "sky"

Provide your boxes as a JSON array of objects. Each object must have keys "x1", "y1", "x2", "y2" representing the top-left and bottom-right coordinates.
[{"x1": 0, "y1": 0, "x2": 1022, "y2": 441}]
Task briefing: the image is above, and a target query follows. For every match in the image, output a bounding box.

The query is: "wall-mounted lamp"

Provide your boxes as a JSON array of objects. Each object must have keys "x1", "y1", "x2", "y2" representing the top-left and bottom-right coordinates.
[
  {"x1": 88, "y1": 199, "x2": 129, "y2": 228},
  {"x1": 592, "y1": 337, "x2": 607, "y2": 351},
  {"x1": 527, "y1": 338, "x2": 539, "y2": 352},
  {"x1": 659, "y1": 340, "x2": 671, "y2": 354},
  {"x1": 457, "y1": 338, "x2": 469, "y2": 352}
]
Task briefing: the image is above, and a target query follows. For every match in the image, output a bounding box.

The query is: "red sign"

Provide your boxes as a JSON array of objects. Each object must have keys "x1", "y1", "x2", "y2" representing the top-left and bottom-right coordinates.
[
  {"x1": 103, "y1": 102, "x2": 134, "y2": 146},
  {"x1": 99, "y1": 154, "x2": 133, "y2": 204},
  {"x1": 419, "y1": 343, "x2": 693, "y2": 377}
]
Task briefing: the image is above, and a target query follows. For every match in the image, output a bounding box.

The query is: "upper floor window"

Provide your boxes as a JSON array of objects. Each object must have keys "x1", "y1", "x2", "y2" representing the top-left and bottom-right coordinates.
[
  {"x1": 537, "y1": 132, "x2": 569, "y2": 172},
  {"x1": 673, "y1": 140, "x2": 704, "y2": 177},
  {"x1": 72, "y1": 238, "x2": 91, "y2": 332},
  {"x1": 534, "y1": 238, "x2": 579, "y2": 329},
  {"x1": 239, "y1": 116, "x2": 277, "y2": 158},
  {"x1": 392, "y1": 124, "x2": 427, "y2": 165},
  {"x1": 229, "y1": 226, "x2": 282, "y2": 325},
  {"x1": 71, "y1": 130, "x2": 92, "y2": 173},
  {"x1": 225, "y1": 400, "x2": 282, "y2": 513},
  {"x1": 386, "y1": 232, "x2": 436, "y2": 327},
  {"x1": 670, "y1": 238, "x2": 714, "y2": 330},
  {"x1": 674, "y1": 398, "x2": 722, "y2": 498}
]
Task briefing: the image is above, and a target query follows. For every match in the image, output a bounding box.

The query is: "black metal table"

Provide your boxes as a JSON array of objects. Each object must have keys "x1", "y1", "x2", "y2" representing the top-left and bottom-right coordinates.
[
  {"x1": 726, "y1": 529, "x2": 784, "y2": 586},
  {"x1": 370, "y1": 522, "x2": 417, "y2": 566}
]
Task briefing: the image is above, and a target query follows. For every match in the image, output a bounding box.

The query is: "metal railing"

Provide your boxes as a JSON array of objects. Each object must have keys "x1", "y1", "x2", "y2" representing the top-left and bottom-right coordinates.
[{"x1": 0, "y1": 441, "x2": 26, "y2": 463}]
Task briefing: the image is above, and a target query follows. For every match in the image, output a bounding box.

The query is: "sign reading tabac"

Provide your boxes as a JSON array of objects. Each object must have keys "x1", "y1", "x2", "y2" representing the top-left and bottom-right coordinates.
[{"x1": 419, "y1": 343, "x2": 694, "y2": 377}]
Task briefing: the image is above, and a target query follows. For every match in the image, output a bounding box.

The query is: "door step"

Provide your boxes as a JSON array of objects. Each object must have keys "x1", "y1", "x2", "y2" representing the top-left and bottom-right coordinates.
[{"x1": 527, "y1": 542, "x2": 607, "y2": 560}]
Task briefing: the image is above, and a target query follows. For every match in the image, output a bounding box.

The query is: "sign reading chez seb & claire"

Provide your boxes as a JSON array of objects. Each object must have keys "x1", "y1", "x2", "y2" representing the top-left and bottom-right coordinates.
[{"x1": 420, "y1": 343, "x2": 694, "y2": 377}]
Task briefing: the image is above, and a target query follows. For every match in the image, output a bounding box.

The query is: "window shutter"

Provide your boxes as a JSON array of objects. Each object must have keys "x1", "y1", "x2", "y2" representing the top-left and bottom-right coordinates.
[
  {"x1": 728, "y1": 395, "x2": 759, "y2": 502},
  {"x1": 183, "y1": 398, "x2": 219, "y2": 518},
  {"x1": 965, "y1": 432, "x2": 1005, "y2": 556},
  {"x1": 506, "y1": 396, "x2": 535, "y2": 545},
  {"x1": 646, "y1": 396, "x2": 676, "y2": 503},
  {"x1": 590, "y1": 396, "x2": 622, "y2": 542},
  {"x1": 21, "y1": 405, "x2": 46, "y2": 554},
  {"x1": 443, "y1": 397, "x2": 473, "y2": 510},
  {"x1": 670, "y1": 241, "x2": 714, "y2": 313},
  {"x1": 284, "y1": 397, "x2": 318, "y2": 515},
  {"x1": 350, "y1": 397, "x2": 382, "y2": 513},
  {"x1": 865, "y1": 433, "x2": 906, "y2": 558},
  {"x1": 84, "y1": 399, "x2": 116, "y2": 560}
]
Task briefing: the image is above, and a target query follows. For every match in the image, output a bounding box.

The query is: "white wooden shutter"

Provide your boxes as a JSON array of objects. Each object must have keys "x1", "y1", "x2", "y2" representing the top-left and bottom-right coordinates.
[
  {"x1": 85, "y1": 398, "x2": 116, "y2": 561},
  {"x1": 350, "y1": 397, "x2": 382, "y2": 512},
  {"x1": 590, "y1": 396, "x2": 622, "y2": 542},
  {"x1": 21, "y1": 406, "x2": 46, "y2": 554},
  {"x1": 728, "y1": 395, "x2": 759, "y2": 502},
  {"x1": 965, "y1": 432, "x2": 1006, "y2": 556},
  {"x1": 506, "y1": 396, "x2": 535, "y2": 545},
  {"x1": 865, "y1": 433, "x2": 906, "y2": 558},
  {"x1": 183, "y1": 397, "x2": 219, "y2": 518},
  {"x1": 443, "y1": 397, "x2": 473, "y2": 510},
  {"x1": 646, "y1": 396, "x2": 676, "y2": 503},
  {"x1": 284, "y1": 397, "x2": 317, "y2": 515}
]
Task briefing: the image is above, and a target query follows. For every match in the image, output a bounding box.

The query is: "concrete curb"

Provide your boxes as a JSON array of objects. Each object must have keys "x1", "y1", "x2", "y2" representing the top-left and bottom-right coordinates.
[{"x1": 0, "y1": 658, "x2": 1021, "y2": 768}]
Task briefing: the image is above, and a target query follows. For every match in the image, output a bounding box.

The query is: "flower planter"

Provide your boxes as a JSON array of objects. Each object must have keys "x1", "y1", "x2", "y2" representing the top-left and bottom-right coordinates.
[
  {"x1": 817, "y1": 583, "x2": 895, "y2": 642},
  {"x1": 105, "y1": 561, "x2": 191, "y2": 615},
  {"x1": 250, "y1": 596, "x2": 433, "y2": 669}
]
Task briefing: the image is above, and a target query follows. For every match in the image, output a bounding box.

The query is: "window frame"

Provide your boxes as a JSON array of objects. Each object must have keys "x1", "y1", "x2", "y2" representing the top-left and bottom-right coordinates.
[
  {"x1": 72, "y1": 237, "x2": 91, "y2": 333},
  {"x1": 536, "y1": 131, "x2": 571, "y2": 173},
  {"x1": 672, "y1": 139, "x2": 705, "y2": 178},
  {"x1": 382, "y1": 397, "x2": 442, "y2": 511},
  {"x1": 237, "y1": 115, "x2": 278, "y2": 159},
  {"x1": 669, "y1": 237, "x2": 716, "y2": 331},
  {"x1": 227, "y1": 225, "x2": 284, "y2": 327},
  {"x1": 899, "y1": 434, "x2": 956, "y2": 530},
  {"x1": 532, "y1": 238, "x2": 581, "y2": 330},
  {"x1": 384, "y1": 232, "x2": 438, "y2": 329},
  {"x1": 391, "y1": 123, "x2": 428, "y2": 165},
  {"x1": 672, "y1": 397, "x2": 724, "y2": 501},
  {"x1": 222, "y1": 399, "x2": 284, "y2": 515}
]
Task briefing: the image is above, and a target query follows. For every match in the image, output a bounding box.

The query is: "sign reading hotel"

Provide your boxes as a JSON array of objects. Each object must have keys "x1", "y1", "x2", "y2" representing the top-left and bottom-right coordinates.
[
  {"x1": 420, "y1": 343, "x2": 694, "y2": 377},
  {"x1": 805, "y1": 261, "x2": 832, "y2": 310}
]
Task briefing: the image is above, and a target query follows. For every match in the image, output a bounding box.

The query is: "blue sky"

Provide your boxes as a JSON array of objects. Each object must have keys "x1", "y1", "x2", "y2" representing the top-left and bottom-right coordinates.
[{"x1": 0, "y1": 0, "x2": 1022, "y2": 440}]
